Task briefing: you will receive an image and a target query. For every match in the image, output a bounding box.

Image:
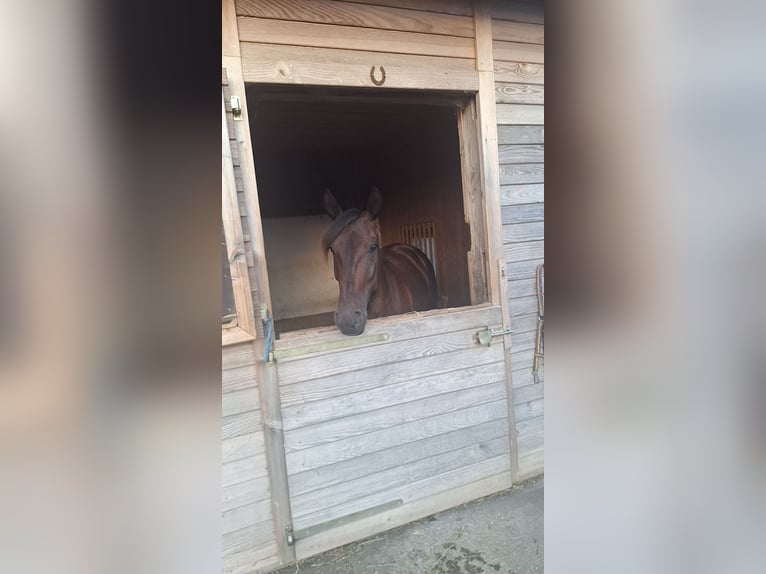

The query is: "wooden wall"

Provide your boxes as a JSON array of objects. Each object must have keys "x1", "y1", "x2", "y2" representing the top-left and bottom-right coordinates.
[
  {"x1": 235, "y1": 0, "x2": 480, "y2": 90},
  {"x1": 490, "y1": 0, "x2": 544, "y2": 480}
]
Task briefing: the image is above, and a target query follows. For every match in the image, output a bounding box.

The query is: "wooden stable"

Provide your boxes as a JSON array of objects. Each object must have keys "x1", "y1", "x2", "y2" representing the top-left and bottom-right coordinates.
[{"x1": 221, "y1": 1, "x2": 544, "y2": 572}]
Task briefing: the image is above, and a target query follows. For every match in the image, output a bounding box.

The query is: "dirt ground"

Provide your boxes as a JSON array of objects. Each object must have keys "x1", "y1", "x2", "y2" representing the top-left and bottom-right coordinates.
[{"x1": 274, "y1": 475, "x2": 543, "y2": 574}]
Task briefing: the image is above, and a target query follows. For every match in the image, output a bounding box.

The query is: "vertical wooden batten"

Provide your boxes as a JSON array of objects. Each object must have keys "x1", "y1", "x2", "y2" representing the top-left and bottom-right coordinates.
[
  {"x1": 222, "y1": 0, "x2": 296, "y2": 566},
  {"x1": 473, "y1": 0, "x2": 519, "y2": 481}
]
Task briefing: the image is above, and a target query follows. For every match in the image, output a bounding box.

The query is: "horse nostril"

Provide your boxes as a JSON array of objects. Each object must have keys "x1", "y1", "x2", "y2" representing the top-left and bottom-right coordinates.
[{"x1": 353, "y1": 310, "x2": 362, "y2": 317}]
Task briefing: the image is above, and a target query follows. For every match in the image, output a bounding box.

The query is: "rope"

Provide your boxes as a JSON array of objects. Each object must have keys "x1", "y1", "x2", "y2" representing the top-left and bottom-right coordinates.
[{"x1": 533, "y1": 263, "x2": 544, "y2": 383}]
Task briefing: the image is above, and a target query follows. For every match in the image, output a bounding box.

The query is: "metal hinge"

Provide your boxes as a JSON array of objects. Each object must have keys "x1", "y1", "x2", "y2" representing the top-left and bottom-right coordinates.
[
  {"x1": 474, "y1": 325, "x2": 512, "y2": 346},
  {"x1": 285, "y1": 524, "x2": 295, "y2": 546}
]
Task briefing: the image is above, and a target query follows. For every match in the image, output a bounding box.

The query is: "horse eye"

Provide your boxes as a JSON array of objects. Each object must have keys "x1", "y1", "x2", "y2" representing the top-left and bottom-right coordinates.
[{"x1": 369, "y1": 243, "x2": 378, "y2": 252}]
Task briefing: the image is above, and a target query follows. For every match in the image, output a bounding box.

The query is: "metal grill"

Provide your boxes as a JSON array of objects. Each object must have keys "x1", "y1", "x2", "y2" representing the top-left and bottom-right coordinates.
[{"x1": 399, "y1": 221, "x2": 437, "y2": 275}]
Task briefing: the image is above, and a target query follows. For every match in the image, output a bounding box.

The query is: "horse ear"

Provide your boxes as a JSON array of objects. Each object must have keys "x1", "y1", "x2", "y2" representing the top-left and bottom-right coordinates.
[
  {"x1": 367, "y1": 186, "x2": 383, "y2": 220},
  {"x1": 323, "y1": 189, "x2": 341, "y2": 219}
]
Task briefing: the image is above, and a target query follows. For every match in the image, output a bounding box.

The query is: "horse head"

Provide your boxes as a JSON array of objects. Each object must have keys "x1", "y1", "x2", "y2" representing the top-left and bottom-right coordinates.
[{"x1": 322, "y1": 187, "x2": 383, "y2": 336}]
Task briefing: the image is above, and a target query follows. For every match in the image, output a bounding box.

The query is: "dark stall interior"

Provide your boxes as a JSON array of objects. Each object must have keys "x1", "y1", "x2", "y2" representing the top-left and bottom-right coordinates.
[{"x1": 248, "y1": 86, "x2": 474, "y2": 335}]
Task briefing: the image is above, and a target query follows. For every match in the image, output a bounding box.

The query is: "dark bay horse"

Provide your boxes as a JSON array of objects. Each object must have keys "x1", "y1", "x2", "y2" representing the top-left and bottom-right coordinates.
[{"x1": 323, "y1": 187, "x2": 438, "y2": 336}]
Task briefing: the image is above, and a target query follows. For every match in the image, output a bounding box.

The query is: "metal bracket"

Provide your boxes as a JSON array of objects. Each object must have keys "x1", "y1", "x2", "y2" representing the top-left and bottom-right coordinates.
[
  {"x1": 230, "y1": 95, "x2": 242, "y2": 121},
  {"x1": 474, "y1": 325, "x2": 512, "y2": 347},
  {"x1": 285, "y1": 524, "x2": 295, "y2": 546}
]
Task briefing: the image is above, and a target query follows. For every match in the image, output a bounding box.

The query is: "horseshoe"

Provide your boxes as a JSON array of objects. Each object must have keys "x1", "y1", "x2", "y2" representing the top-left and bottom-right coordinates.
[{"x1": 370, "y1": 65, "x2": 386, "y2": 86}]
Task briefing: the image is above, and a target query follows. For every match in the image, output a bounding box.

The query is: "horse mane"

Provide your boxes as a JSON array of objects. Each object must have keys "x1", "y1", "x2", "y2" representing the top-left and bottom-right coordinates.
[{"x1": 322, "y1": 209, "x2": 362, "y2": 253}]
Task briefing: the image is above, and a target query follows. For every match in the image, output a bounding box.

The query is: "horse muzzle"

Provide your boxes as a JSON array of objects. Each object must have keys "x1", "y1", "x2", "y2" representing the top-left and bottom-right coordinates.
[{"x1": 335, "y1": 308, "x2": 367, "y2": 336}]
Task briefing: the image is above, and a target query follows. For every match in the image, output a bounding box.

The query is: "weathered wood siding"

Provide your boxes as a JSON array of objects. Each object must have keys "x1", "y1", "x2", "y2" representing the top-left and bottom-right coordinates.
[
  {"x1": 236, "y1": 0, "x2": 480, "y2": 90},
  {"x1": 491, "y1": 0, "x2": 544, "y2": 480},
  {"x1": 274, "y1": 306, "x2": 512, "y2": 559},
  {"x1": 223, "y1": 66, "x2": 278, "y2": 574},
  {"x1": 223, "y1": 344, "x2": 278, "y2": 574}
]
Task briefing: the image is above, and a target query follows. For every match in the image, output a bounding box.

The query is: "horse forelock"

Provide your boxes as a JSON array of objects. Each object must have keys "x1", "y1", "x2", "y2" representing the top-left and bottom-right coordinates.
[{"x1": 322, "y1": 209, "x2": 363, "y2": 254}]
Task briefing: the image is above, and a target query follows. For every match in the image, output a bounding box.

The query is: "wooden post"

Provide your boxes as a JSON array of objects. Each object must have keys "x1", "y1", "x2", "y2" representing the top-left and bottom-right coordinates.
[
  {"x1": 473, "y1": 0, "x2": 520, "y2": 482},
  {"x1": 222, "y1": 0, "x2": 296, "y2": 565}
]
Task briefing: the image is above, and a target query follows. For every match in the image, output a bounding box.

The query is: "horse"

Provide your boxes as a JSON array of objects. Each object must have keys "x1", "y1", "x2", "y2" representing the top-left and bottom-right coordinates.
[{"x1": 322, "y1": 187, "x2": 438, "y2": 336}]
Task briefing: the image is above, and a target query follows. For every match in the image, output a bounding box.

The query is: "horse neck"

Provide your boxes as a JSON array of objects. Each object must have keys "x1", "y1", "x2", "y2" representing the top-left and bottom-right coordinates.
[{"x1": 368, "y1": 251, "x2": 390, "y2": 314}]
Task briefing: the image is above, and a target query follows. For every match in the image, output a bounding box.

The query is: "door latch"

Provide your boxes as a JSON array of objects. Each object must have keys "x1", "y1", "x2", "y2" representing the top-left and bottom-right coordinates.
[{"x1": 474, "y1": 326, "x2": 512, "y2": 347}]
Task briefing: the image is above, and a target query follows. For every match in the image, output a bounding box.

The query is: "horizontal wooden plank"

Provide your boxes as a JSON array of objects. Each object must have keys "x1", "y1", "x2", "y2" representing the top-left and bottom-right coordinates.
[
  {"x1": 493, "y1": 40, "x2": 543, "y2": 64},
  {"x1": 224, "y1": 545, "x2": 280, "y2": 574},
  {"x1": 236, "y1": 0, "x2": 475, "y2": 37},
  {"x1": 511, "y1": 363, "x2": 543, "y2": 387},
  {"x1": 288, "y1": 417, "x2": 509, "y2": 496},
  {"x1": 223, "y1": 453, "x2": 270, "y2": 488},
  {"x1": 345, "y1": 0, "x2": 474, "y2": 16},
  {"x1": 224, "y1": 498, "x2": 274, "y2": 535},
  {"x1": 223, "y1": 474, "x2": 272, "y2": 513},
  {"x1": 276, "y1": 305, "x2": 501, "y2": 352},
  {"x1": 515, "y1": 397, "x2": 543, "y2": 423},
  {"x1": 492, "y1": 18, "x2": 543, "y2": 43},
  {"x1": 223, "y1": 386, "x2": 260, "y2": 418},
  {"x1": 286, "y1": 398, "x2": 509, "y2": 473},
  {"x1": 510, "y1": 330, "x2": 537, "y2": 354},
  {"x1": 493, "y1": 60, "x2": 544, "y2": 84},
  {"x1": 510, "y1": 312, "x2": 538, "y2": 334},
  {"x1": 506, "y1": 259, "x2": 544, "y2": 282},
  {"x1": 223, "y1": 520, "x2": 276, "y2": 558},
  {"x1": 285, "y1": 380, "x2": 507, "y2": 453},
  {"x1": 495, "y1": 81, "x2": 544, "y2": 104},
  {"x1": 500, "y1": 183, "x2": 544, "y2": 205},
  {"x1": 295, "y1": 472, "x2": 512, "y2": 560},
  {"x1": 491, "y1": 1, "x2": 544, "y2": 24},
  {"x1": 222, "y1": 364, "x2": 258, "y2": 394},
  {"x1": 497, "y1": 124, "x2": 544, "y2": 145},
  {"x1": 294, "y1": 453, "x2": 511, "y2": 529},
  {"x1": 222, "y1": 409, "x2": 262, "y2": 440},
  {"x1": 501, "y1": 202, "x2": 544, "y2": 224},
  {"x1": 506, "y1": 276, "x2": 540, "y2": 299},
  {"x1": 278, "y1": 326, "x2": 503, "y2": 385},
  {"x1": 223, "y1": 431, "x2": 266, "y2": 465},
  {"x1": 513, "y1": 382, "x2": 544, "y2": 406},
  {"x1": 292, "y1": 436, "x2": 510, "y2": 525},
  {"x1": 238, "y1": 17, "x2": 476, "y2": 58},
  {"x1": 517, "y1": 428, "x2": 543, "y2": 455},
  {"x1": 517, "y1": 448, "x2": 544, "y2": 481},
  {"x1": 496, "y1": 103, "x2": 544, "y2": 124},
  {"x1": 498, "y1": 143, "x2": 544, "y2": 164},
  {"x1": 511, "y1": 347, "x2": 539, "y2": 366},
  {"x1": 509, "y1": 295, "x2": 538, "y2": 318},
  {"x1": 504, "y1": 240, "x2": 544, "y2": 262},
  {"x1": 502, "y1": 221, "x2": 544, "y2": 243},
  {"x1": 499, "y1": 163, "x2": 544, "y2": 185},
  {"x1": 223, "y1": 342, "x2": 257, "y2": 370},
  {"x1": 282, "y1": 360, "x2": 506, "y2": 431},
  {"x1": 280, "y1": 345, "x2": 505, "y2": 408},
  {"x1": 241, "y1": 42, "x2": 479, "y2": 90}
]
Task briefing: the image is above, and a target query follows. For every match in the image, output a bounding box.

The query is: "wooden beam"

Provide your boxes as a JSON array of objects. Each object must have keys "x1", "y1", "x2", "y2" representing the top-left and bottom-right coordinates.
[
  {"x1": 223, "y1": 16, "x2": 294, "y2": 565},
  {"x1": 240, "y1": 42, "x2": 479, "y2": 91},
  {"x1": 221, "y1": 94, "x2": 256, "y2": 345},
  {"x1": 222, "y1": 0, "x2": 240, "y2": 57},
  {"x1": 473, "y1": 0, "x2": 519, "y2": 482},
  {"x1": 236, "y1": 0, "x2": 476, "y2": 38},
  {"x1": 493, "y1": 60, "x2": 544, "y2": 84},
  {"x1": 238, "y1": 17, "x2": 476, "y2": 59}
]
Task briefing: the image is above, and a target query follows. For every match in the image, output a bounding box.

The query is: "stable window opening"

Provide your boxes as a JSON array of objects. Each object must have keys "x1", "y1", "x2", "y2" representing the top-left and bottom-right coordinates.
[{"x1": 247, "y1": 86, "x2": 488, "y2": 337}]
